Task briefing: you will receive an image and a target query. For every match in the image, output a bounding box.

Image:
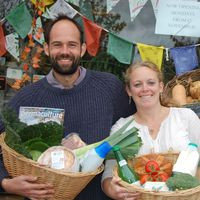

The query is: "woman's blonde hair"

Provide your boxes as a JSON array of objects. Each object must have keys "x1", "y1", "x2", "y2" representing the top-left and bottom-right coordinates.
[{"x1": 124, "y1": 61, "x2": 163, "y2": 88}]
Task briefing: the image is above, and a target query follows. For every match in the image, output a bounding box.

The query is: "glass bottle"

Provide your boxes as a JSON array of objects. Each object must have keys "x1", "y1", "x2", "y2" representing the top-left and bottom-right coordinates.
[{"x1": 113, "y1": 145, "x2": 138, "y2": 184}]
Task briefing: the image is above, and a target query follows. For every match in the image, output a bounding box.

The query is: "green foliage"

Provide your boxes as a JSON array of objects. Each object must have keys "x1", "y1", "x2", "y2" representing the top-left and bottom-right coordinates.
[
  {"x1": 166, "y1": 172, "x2": 200, "y2": 191},
  {"x1": 74, "y1": 119, "x2": 142, "y2": 159},
  {"x1": 1, "y1": 107, "x2": 64, "y2": 159},
  {"x1": 1, "y1": 106, "x2": 27, "y2": 133},
  {"x1": 81, "y1": 52, "x2": 129, "y2": 81}
]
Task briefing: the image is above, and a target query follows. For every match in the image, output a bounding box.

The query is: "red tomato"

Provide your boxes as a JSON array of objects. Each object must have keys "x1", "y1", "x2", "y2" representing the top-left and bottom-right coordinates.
[
  {"x1": 145, "y1": 160, "x2": 160, "y2": 173},
  {"x1": 155, "y1": 172, "x2": 169, "y2": 182},
  {"x1": 140, "y1": 174, "x2": 152, "y2": 184}
]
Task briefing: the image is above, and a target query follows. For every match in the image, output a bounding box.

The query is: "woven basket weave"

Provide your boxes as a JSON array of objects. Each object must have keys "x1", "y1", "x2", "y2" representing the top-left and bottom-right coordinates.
[
  {"x1": 113, "y1": 152, "x2": 200, "y2": 200},
  {"x1": 0, "y1": 133, "x2": 104, "y2": 200},
  {"x1": 161, "y1": 69, "x2": 200, "y2": 117}
]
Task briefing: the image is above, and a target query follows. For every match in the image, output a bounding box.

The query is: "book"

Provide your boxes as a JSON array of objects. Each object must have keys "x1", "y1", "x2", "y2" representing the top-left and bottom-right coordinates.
[{"x1": 19, "y1": 106, "x2": 65, "y2": 126}]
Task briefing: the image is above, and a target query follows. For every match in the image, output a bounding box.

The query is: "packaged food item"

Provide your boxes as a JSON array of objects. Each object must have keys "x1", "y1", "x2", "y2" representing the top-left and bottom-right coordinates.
[
  {"x1": 143, "y1": 181, "x2": 169, "y2": 191},
  {"x1": 61, "y1": 133, "x2": 86, "y2": 150},
  {"x1": 37, "y1": 146, "x2": 79, "y2": 172}
]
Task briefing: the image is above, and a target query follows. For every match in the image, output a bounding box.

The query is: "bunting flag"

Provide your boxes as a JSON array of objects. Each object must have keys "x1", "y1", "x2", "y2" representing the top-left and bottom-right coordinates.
[
  {"x1": 151, "y1": 0, "x2": 159, "y2": 18},
  {"x1": 46, "y1": 0, "x2": 77, "y2": 19},
  {"x1": 82, "y1": 17, "x2": 103, "y2": 56},
  {"x1": 107, "y1": 33, "x2": 134, "y2": 64},
  {"x1": 129, "y1": 0, "x2": 148, "y2": 21},
  {"x1": 66, "y1": 0, "x2": 80, "y2": 7},
  {"x1": 29, "y1": 17, "x2": 44, "y2": 45},
  {"x1": 5, "y1": 2, "x2": 32, "y2": 39},
  {"x1": 2, "y1": 0, "x2": 21, "y2": 35},
  {"x1": 137, "y1": 43, "x2": 164, "y2": 70},
  {"x1": 80, "y1": 0, "x2": 94, "y2": 21},
  {"x1": 31, "y1": 0, "x2": 54, "y2": 12},
  {"x1": 0, "y1": 23, "x2": 6, "y2": 56},
  {"x1": 107, "y1": 0, "x2": 120, "y2": 13},
  {"x1": 170, "y1": 46, "x2": 198, "y2": 75},
  {"x1": 5, "y1": 32, "x2": 19, "y2": 61}
]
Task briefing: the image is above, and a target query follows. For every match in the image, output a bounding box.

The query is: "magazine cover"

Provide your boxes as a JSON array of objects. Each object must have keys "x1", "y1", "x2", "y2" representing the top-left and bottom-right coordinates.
[{"x1": 19, "y1": 106, "x2": 65, "y2": 125}]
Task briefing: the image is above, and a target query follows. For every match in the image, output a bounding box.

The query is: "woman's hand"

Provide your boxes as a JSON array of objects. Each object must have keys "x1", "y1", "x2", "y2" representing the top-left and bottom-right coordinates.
[
  {"x1": 1, "y1": 175, "x2": 54, "y2": 199},
  {"x1": 102, "y1": 176, "x2": 141, "y2": 200}
]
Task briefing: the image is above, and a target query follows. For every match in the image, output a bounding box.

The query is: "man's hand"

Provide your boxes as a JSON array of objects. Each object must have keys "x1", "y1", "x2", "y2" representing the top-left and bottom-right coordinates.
[{"x1": 1, "y1": 175, "x2": 54, "y2": 199}]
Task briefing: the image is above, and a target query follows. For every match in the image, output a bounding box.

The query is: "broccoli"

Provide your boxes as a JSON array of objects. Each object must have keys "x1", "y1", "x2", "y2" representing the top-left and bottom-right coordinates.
[{"x1": 166, "y1": 172, "x2": 200, "y2": 191}]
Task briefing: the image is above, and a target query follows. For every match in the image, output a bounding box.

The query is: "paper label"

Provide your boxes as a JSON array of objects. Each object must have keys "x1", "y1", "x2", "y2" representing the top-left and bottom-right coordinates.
[
  {"x1": 51, "y1": 150, "x2": 65, "y2": 169},
  {"x1": 119, "y1": 160, "x2": 127, "y2": 167}
]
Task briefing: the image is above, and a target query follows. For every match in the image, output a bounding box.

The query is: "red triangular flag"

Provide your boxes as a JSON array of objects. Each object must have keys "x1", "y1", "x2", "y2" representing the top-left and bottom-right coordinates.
[
  {"x1": 0, "y1": 24, "x2": 6, "y2": 56},
  {"x1": 82, "y1": 17, "x2": 103, "y2": 56}
]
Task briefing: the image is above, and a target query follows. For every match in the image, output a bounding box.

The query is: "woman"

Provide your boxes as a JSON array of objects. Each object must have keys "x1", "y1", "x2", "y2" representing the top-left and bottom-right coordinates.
[{"x1": 101, "y1": 61, "x2": 200, "y2": 200}]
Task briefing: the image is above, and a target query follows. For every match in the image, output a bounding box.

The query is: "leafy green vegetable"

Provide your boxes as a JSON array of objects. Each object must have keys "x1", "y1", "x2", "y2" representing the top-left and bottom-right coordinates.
[
  {"x1": 17, "y1": 122, "x2": 64, "y2": 146},
  {"x1": 11, "y1": 144, "x2": 32, "y2": 159},
  {"x1": 74, "y1": 119, "x2": 142, "y2": 159},
  {"x1": 29, "y1": 150, "x2": 42, "y2": 161},
  {"x1": 1, "y1": 107, "x2": 64, "y2": 160},
  {"x1": 1, "y1": 106, "x2": 27, "y2": 133},
  {"x1": 166, "y1": 172, "x2": 200, "y2": 191},
  {"x1": 26, "y1": 141, "x2": 50, "y2": 152}
]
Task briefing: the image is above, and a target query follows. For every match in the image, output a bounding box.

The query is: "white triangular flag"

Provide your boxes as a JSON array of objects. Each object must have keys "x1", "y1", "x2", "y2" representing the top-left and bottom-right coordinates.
[
  {"x1": 47, "y1": 0, "x2": 77, "y2": 19},
  {"x1": 5, "y1": 33, "x2": 19, "y2": 62},
  {"x1": 129, "y1": 0, "x2": 148, "y2": 21},
  {"x1": 151, "y1": 0, "x2": 159, "y2": 18},
  {"x1": 34, "y1": 17, "x2": 44, "y2": 45},
  {"x1": 107, "y1": 0, "x2": 120, "y2": 13}
]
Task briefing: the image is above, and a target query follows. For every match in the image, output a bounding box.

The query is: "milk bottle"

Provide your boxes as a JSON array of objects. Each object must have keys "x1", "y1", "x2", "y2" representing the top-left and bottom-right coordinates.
[{"x1": 172, "y1": 143, "x2": 199, "y2": 176}]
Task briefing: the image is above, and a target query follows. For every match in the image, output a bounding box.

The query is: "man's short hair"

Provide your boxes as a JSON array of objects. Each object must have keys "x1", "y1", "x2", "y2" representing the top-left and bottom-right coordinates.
[{"x1": 44, "y1": 14, "x2": 84, "y2": 44}]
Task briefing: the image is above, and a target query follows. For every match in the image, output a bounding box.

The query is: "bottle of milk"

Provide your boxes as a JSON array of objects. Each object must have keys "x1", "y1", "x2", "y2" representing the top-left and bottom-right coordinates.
[
  {"x1": 172, "y1": 143, "x2": 199, "y2": 176},
  {"x1": 81, "y1": 141, "x2": 112, "y2": 172}
]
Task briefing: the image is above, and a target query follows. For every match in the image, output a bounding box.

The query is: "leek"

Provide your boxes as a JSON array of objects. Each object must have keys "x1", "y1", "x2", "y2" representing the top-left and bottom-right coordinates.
[{"x1": 74, "y1": 119, "x2": 142, "y2": 159}]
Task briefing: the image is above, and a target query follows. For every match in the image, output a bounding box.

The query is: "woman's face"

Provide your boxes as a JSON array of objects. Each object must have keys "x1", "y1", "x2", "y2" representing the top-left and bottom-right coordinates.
[{"x1": 127, "y1": 66, "x2": 163, "y2": 109}]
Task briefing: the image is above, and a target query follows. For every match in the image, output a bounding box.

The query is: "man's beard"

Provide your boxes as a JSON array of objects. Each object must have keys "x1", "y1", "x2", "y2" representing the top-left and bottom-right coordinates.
[{"x1": 50, "y1": 53, "x2": 81, "y2": 75}]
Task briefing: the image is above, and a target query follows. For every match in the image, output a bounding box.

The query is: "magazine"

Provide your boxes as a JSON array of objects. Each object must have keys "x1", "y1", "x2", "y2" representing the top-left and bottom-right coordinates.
[{"x1": 19, "y1": 106, "x2": 65, "y2": 125}]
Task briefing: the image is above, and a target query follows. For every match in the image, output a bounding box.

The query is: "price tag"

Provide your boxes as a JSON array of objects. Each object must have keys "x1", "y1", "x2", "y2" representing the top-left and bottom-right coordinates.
[{"x1": 51, "y1": 150, "x2": 65, "y2": 169}]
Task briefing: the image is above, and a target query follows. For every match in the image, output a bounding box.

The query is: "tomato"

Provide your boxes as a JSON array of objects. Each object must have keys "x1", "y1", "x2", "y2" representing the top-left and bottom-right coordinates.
[
  {"x1": 155, "y1": 172, "x2": 169, "y2": 182},
  {"x1": 140, "y1": 174, "x2": 152, "y2": 184},
  {"x1": 145, "y1": 160, "x2": 160, "y2": 173}
]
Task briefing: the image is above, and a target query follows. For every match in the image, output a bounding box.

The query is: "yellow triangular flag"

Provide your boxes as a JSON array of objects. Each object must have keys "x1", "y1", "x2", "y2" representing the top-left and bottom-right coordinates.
[
  {"x1": 137, "y1": 43, "x2": 164, "y2": 70},
  {"x1": 31, "y1": 0, "x2": 54, "y2": 12}
]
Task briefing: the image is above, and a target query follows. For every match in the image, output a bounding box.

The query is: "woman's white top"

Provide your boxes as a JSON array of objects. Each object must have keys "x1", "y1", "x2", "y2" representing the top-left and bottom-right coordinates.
[{"x1": 102, "y1": 107, "x2": 200, "y2": 182}]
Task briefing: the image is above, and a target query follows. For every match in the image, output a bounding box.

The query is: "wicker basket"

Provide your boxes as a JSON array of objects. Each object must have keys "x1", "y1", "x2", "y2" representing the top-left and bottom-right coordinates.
[
  {"x1": 113, "y1": 152, "x2": 200, "y2": 200},
  {"x1": 0, "y1": 133, "x2": 104, "y2": 200},
  {"x1": 161, "y1": 69, "x2": 200, "y2": 117}
]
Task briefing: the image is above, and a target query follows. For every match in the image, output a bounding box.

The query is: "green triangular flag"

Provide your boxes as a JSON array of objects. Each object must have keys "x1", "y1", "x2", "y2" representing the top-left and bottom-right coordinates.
[
  {"x1": 5, "y1": 2, "x2": 32, "y2": 39},
  {"x1": 79, "y1": 0, "x2": 94, "y2": 21},
  {"x1": 107, "y1": 33, "x2": 134, "y2": 64}
]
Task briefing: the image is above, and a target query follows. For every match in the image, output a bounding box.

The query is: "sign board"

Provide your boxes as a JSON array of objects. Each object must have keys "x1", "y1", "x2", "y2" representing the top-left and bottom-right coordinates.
[{"x1": 155, "y1": 0, "x2": 200, "y2": 37}]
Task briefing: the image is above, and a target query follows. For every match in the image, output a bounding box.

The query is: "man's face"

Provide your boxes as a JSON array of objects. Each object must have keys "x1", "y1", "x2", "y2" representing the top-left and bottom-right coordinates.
[{"x1": 44, "y1": 20, "x2": 86, "y2": 75}]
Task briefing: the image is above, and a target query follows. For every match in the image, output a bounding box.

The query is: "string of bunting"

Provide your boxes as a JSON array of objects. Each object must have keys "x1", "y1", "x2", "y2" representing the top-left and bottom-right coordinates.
[{"x1": 0, "y1": 0, "x2": 200, "y2": 78}]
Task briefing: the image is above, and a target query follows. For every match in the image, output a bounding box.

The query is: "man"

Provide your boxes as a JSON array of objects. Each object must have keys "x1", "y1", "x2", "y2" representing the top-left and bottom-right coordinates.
[{"x1": 0, "y1": 15, "x2": 135, "y2": 199}]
